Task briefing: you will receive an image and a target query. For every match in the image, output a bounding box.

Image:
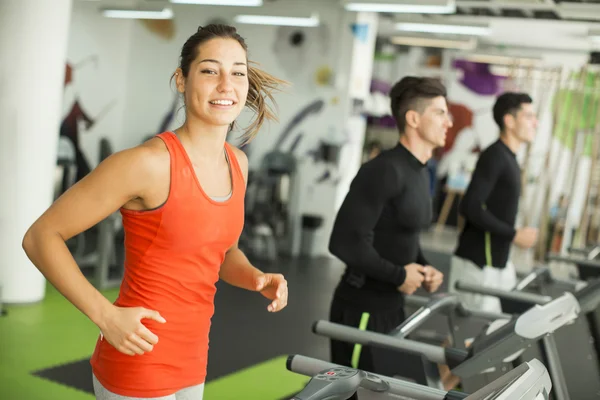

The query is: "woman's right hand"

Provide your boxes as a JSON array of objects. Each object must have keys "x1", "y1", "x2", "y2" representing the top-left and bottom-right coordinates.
[{"x1": 100, "y1": 306, "x2": 166, "y2": 356}]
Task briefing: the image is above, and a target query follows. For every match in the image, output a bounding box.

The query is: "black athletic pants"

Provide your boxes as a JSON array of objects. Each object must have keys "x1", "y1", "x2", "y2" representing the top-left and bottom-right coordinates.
[{"x1": 329, "y1": 294, "x2": 405, "y2": 399}]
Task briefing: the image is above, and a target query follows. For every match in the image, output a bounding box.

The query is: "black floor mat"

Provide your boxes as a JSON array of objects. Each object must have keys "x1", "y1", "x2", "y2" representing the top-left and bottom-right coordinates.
[{"x1": 32, "y1": 358, "x2": 93, "y2": 394}]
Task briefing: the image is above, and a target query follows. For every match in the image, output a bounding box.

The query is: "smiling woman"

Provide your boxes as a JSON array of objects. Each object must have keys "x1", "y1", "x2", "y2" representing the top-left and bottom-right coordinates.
[
  {"x1": 22, "y1": 24, "x2": 289, "y2": 400},
  {"x1": 173, "y1": 24, "x2": 286, "y2": 146}
]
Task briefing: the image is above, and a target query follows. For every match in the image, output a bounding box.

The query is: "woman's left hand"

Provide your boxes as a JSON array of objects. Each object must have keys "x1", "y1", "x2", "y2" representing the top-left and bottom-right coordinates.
[{"x1": 255, "y1": 273, "x2": 288, "y2": 312}]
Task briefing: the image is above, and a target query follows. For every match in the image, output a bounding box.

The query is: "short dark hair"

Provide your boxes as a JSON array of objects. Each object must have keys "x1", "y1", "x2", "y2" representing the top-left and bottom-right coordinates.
[
  {"x1": 493, "y1": 92, "x2": 532, "y2": 131},
  {"x1": 389, "y1": 76, "x2": 447, "y2": 133}
]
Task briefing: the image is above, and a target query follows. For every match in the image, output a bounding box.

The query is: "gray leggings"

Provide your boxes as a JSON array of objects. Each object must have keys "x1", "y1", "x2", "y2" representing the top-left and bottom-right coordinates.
[{"x1": 93, "y1": 374, "x2": 204, "y2": 400}]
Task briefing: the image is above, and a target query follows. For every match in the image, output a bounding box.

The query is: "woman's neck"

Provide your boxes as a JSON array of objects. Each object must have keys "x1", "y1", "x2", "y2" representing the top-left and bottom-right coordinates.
[{"x1": 175, "y1": 120, "x2": 229, "y2": 162}]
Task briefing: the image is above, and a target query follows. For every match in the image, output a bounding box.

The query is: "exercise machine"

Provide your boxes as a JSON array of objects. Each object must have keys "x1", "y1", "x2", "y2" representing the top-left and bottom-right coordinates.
[
  {"x1": 313, "y1": 292, "x2": 579, "y2": 395},
  {"x1": 547, "y1": 247, "x2": 600, "y2": 281},
  {"x1": 455, "y1": 277, "x2": 600, "y2": 400},
  {"x1": 287, "y1": 355, "x2": 552, "y2": 400},
  {"x1": 400, "y1": 294, "x2": 510, "y2": 347},
  {"x1": 403, "y1": 293, "x2": 570, "y2": 400},
  {"x1": 64, "y1": 137, "x2": 124, "y2": 290},
  {"x1": 241, "y1": 150, "x2": 300, "y2": 260},
  {"x1": 55, "y1": 135, "x2": 77, "y2": 200}
]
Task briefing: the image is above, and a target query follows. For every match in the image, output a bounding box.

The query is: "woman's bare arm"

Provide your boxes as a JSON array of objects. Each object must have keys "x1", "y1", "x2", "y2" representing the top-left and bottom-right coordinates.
[
  {"x1": 218, "y1": 147, "x2": 288, "y2": 312},
  {"x1": 22, "y1": 144, "x2": 165, "y2": 332}
]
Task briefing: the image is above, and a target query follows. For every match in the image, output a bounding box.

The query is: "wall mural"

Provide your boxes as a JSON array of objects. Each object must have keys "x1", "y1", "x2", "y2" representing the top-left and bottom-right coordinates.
[
  {"x1": 452, "y1": 59, "x2": 508, "y2": 96},
  {"x1": 59, "y1": 56, "x2": 116, "y2": 192}
]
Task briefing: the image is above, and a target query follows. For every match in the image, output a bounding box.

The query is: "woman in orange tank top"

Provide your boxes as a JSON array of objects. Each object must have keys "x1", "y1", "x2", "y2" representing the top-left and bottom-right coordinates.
[{"x1": 22, "y1": 24, "x2": 289, "y2": 399}]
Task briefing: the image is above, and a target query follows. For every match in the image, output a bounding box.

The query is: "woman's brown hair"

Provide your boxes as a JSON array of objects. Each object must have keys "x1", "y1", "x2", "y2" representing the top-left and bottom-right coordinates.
[{"x1": 174, "y1": 24, "x2": 288, "y2": 144}]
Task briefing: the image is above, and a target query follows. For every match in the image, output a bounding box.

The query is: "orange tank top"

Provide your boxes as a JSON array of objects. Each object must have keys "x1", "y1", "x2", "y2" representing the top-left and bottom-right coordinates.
[{"x1": 90, "y1": 131, "x2": 245, "y2": 397}]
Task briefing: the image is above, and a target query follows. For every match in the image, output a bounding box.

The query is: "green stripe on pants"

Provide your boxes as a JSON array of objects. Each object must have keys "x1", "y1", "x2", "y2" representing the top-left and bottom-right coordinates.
[{"x1": 351, "y1": 312, "x2": 370, "y2": 369}]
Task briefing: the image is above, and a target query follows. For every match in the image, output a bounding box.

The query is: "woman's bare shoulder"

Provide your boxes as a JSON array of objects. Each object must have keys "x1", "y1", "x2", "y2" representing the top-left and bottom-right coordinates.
[{"x1": 229, "y1": 144, "x2": 248, "y2": 181}]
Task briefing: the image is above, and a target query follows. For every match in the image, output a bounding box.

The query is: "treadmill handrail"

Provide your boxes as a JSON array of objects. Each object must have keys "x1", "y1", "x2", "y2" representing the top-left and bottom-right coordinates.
[
  {"x1": 451, "y1": 292, "x2": 579, "y2": 378},
  {"x1": 406, "y1": 294, "x2": 511, "y2": 321},
  {"x1": 574, "y1": 278, "x2": 600, "y2": 312},
  {"x1": 514, "y1": 267, "x2": 552, "y2": 291},
  {"x1": 287, "y1": 354, "x2": 456, "y2": 400},
  {"x1": 312, "y1": 320, "x2": 452, "y2": 365},
  {"x1": 455, "y1": 280, "x2": 552, "y2": 304},
  {"x1": 287, "y1": 354, "x2": 552, "y2": 400},
  {"x1": 547, "y1": 253, "x2": 600, "y2": 268},
  {"x1": 389, "y1": 293, "x2": 459, "y2": 338},
  {"x1": 566, "y1": 246, "x2": 600, "y2": 260}
]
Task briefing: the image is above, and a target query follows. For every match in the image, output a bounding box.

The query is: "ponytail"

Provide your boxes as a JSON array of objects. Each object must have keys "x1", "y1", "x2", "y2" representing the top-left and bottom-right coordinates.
[{"x1": 236, "y1": 61, "x2": 289, "y2": 145}]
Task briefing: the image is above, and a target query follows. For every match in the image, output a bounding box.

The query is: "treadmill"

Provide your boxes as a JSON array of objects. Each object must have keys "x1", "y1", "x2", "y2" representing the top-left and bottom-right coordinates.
[
  {"x1": 287, "y1": 355, "x2": 552, "y2": 400},
  {"x1": 400, "y1": 293, "x2": 511, "y2": 349},
  {"x1": 403, "y1": 292, "x2": 572, "y2": 400},
  {"x1": 312, "y1": 293, "x2": 579, "y2": 395},
  {"x1": 547, "y1": 246, "x2": 600, "y2": 281},
  {"x1": 455, "y1": 277, "x2": 600, "y2": 400}
]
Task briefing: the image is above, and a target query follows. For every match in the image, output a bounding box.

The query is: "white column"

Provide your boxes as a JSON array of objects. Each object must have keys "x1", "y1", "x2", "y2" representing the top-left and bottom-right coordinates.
[
  {"x1": 334, "y1": 11, "x2": 379, "y2": 212},
  {"x1": 0, "y1": 0, "x2": 73, "y2": 303}
]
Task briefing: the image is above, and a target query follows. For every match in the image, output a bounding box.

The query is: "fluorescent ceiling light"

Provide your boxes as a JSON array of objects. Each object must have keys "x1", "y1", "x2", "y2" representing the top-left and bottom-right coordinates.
[
  {"x1": 102, "y1": 8, "x2": 173, "y2": 19},
  {"x1": 170, "y1": 0, "x2": 262, "y2": 5},
  {"x1": 345, "y1": 2, "x2": 455, "y2": 14},
  {"x1": 460, "y1": 54, "x2": 540, "y2": 66},
  {"x1": 234, "y1": 14, "x2": 319, "y2": 27},
  {"x1": 390, "y1": 36, "x2": 476, "y2": 50},
  {"x1": 395, "y1": 22, "x2": 490, "y2": 36}
]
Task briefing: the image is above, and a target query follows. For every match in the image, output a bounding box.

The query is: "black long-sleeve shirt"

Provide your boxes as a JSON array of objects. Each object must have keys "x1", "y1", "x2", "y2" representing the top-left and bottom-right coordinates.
[
  {"x1": 454, "y1": 139, "x2": 520, "y2": 269},
  {"x1": 329, "y1": 143, "x2": 432, "y2": 311}
]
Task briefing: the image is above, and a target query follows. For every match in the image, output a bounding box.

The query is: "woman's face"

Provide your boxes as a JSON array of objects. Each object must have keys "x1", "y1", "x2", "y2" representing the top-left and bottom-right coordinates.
[{"x1": 177, "y1": 38, "x2": 249, "y2": 128}]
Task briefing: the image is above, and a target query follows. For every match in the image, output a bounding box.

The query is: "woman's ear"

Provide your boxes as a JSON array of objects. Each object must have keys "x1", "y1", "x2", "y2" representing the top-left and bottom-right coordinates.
[{"x1": 175, "y1": 68, "x2": 185, "y2": 93}]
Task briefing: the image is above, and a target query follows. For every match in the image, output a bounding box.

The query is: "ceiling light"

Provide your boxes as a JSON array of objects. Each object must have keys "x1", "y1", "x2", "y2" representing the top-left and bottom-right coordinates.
[
  {"x1": 170, "y1": 0, "x2": 262, "y2": 5},
  {"x1": 101, "y1": 8, "x2": 173, "y2": 19},
  {"x1": 234, "y1": 14, "x2": 319, "y2": 27},
  {"x1": 459, "y1": 54, "x2": 540, "y2": 67},
  {"x1": 395, "y1": 22, "x2": 490, "y2": 36},
  {"x1": 344, "y1": 1, "x2": 455, "y2": 14},
  {"x1": 390, "y1": 36, "x2": 476, "y2": 50}
]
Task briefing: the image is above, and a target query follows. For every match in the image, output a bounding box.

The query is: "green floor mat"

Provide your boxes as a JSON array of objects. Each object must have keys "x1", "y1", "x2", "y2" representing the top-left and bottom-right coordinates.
[{"x1": 204, "y1": 355, "x2": 308, "y2": 399}]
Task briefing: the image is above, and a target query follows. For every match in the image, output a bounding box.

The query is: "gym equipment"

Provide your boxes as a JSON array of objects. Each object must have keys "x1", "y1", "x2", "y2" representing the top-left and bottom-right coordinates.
[
  {"x1": 55, "y1": 135, "x2": 77, "y2": 200},
  {"x1": 547, "y1": 248, "x2": 600, "y2": 281},
  {"x1": 404, "y1": 292, "x2": 569, "y2": 400},
  {"x1": 455, "y1": 277, "x2": 600, "y2": 400},
  {"x1": 398, "y1": 294, "x2": 509, "y2": 340},
  {"x1": 287, "y1": 355, "x2": 552, "y2": 400},
  {"x1": 64, "y1": 137, "x2": 124, "y2": 290},
  {"x1": 313, "y1": 292, "x2": 579, "y2": 394},
  {"x1": 402, "y1": 293, "x2": 514, "y2": 356},
  {"x1": 242, "y1": 150, "x2": 300, "y2": 260}
]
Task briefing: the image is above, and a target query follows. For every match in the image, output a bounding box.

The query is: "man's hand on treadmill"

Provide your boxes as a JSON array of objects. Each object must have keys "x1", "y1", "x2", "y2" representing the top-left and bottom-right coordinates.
[
  {"x1": 398, "y1": 263, "x2": 425, "y2": 294},
  {"x1": 422, "y1": 266, "x2": 443, "y2": 293},
  {"x1": 514, "y1": 227, "x2": 538, "y2": 249}
]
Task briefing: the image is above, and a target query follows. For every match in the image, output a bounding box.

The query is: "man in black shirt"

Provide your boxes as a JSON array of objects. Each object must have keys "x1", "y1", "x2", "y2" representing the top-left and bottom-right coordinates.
[
  {"x1": 327, "y1": 76, "x2": 450, "y2": 373},
  {"x1": 449, "y1": 92, "x2": 538, "y2": 311}
]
